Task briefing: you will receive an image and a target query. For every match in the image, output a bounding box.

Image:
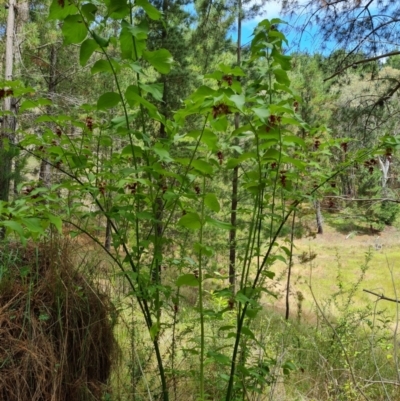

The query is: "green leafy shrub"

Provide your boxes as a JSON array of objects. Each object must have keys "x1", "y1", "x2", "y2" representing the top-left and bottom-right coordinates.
[{"x1": 367, "y1": 199, "x2": 400, "y2": 226}]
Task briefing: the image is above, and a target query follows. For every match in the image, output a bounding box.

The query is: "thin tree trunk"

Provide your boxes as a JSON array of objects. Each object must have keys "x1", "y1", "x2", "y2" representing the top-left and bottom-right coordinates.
[
  {"x1": 285, "y1": 211, "x2": 296, "y2": 320},
  {"x1": 39, "y1": 45, "x2": 57, "y2": 187},
  {"x1": 0, "y1": 0, "x2": 16, "y2": 206},
  {"x1": 10, "y1": 0, "x2": 29, "y2": 197},
  {"x1": 378, "y1": 156, "x2": 390, "y2": 197},
  {"x1": 153, "y1": 0, "x2": 169, "y2": 283},
  {"x1": 228, "y1": 0, "x2": 242, "y2": 291},
  {"x1": 105, "y1": 219, "x2": 112, "y2": 251},
  {"x1": 315, "y1": 199, "x2": 323, "y2": 234}
]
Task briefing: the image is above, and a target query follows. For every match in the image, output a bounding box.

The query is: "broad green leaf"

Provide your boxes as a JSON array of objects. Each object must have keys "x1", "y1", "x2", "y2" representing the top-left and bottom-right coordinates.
[
  {"x1": 149, "y1": 322, "x2": 160, "y2": 340},
  {"x1": 230, "y1": 94, "x2": 245, "y2": 111},
  {"x1": 136, "y1": 0, "x2": 161, "y2": 20},
  {"x1": 272, "y1": 48, "x2": 292, "y2": 70},
  {"x1": 193, "y1": 242, "x2": 214, "y2": 257},
  {"x1": 133, "y1": 39, "x2": 147, "y2": 61},
  {"x1": 231, "y1": 80, "x2": 242, "y2": 94},
  {"x1": 245, "y1": 308, "x2": 260, "y2": 318},
  {"x1": 71, "y1": 155, "x2": 88, "y2": 168},
  {"x1": 210, "y1": 115, "x2": 228, "y2": 132},
  {"x1": 2, "y1": 220, "x2": 25, "y2": 240},
  {"x1": 263, "y1": 148, "x2": 280, "y2": 161},
  {"x1": 202, "y1": 129, "x2": 218, "y2": 150},
  {"x1": 62, "y1": 14, "x2": 88, "y2": 45},
  {"x1": 99, "y1": 135, "x2": 113, "y2": 147},
  {"x1": 47, "y1": 214, "x2": 62, "y2": 233},
  {"x1": 91, "y1": 59, "x2": 113, "y2": 74},
  {"x1": 178, "y1": 212, "x2": 202, "y2": 230},
  {"x1": 235, "y1": 291, "x2": 251, "y2": 304},
  {"x1": 97, "y1": 92, "x2": 121, "y2": 110},
  {"x1": 282, "y1": 135, "x2": 305, "y2": 147},
  {"x1": 80, "y1": 38, "x2": 98, "y2": 67},
  {"x1": 282, "y1": 361, "x2": 296, "y2": 375},
  {"x1": 219, "y1": 64, "x2": 246, "y2": 76},
  {"x1": 92, "y1": 32, "x2": 109, "y2": 48},
  {"x1": 241, "y1": 326, "x2": 256, "y2": 340},
  {"x1": 226, "y1": 158, "x2": 239, "y2": 169},
  {"x1": 119, "y1": 27, "x2": 134, "y2": 59},
  {"x1": 192, "y1": 159, "x2": 213, "y2": 175},
  {"x1": 219, "y1": 325, "x2": 236, "y2": 331},
  {"x1": 176, "y1": 273, "x2": 199, "y2": 287},
  {"x1": 253, "y1": 107, "x2": 270, "y2": 121},
  {"x1": 140, "y1": 83, "x2": 164, "y2": 101},
  {"x1": 48, "y1": 0, "x2": 78, "y2": 20},
  {"x1": 81, "y1": 3, "x2": 97, "y2": 22},
  {"x1": 205, "y1": 71, "x2": 223, "y2": 81},
  {"x1": 21, "y1": 218, "x2": 44, "y2": 233},
  {"x1": 205, "y1": 216, "x2": 232, "y2": 230},
  {"x1": 121, "y1": 144, "x2": 143, "y2": 157},
  {"x1": 125, "y1": 85, "x2": 157, "y2": 113},
  {"x1": 153, "y1": 143, "x2": 173, "y2": 162},
  {"x1": 281, "y1": 156, "x2": 305, "y2": 169},
  {"x1": 269, "y1": 29, "x2": 288, "y2": 45},
  {"x1": 143, "y1": 49, "x2": 173, "y2": 74},
  {"x1": 129, "y1": 62, "x2": 145, "y2": 75},
  {"x1": 20, "y1": 98, "x2": 52, "y2": 112},
  {"x1": 122, "y1": 20, "x2": 149, "y2": 39},
  {"x1": 274, "y1": 68, "x2": 290, "y2": 86},
  {"x1": 105, "y1": 0, "x2": 129, "y2": 19},
  {"x1": 270, "y1": 18, "x2": 287, "y2": 25},
  {"x1": 207, "y1": 351, "x2": 230, "y2": 365},
  {"x1": 204, "y1": 193, "x2": 220, "y2": 212},
  {"x1": 238, "y1": 152, "x2": 256, "y2": 162}
]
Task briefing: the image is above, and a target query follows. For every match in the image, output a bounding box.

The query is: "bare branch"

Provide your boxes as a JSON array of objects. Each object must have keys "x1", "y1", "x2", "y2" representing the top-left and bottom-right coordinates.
[
  {"x1": 324, "y1": 50, "x2": 400, "y2": 81},
  {"x1": 363, "y1": 288, "x2": 400, "y2": 303}
]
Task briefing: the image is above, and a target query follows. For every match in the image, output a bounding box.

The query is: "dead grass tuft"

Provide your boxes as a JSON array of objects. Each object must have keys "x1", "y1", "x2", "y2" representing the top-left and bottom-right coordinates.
[{"x1": 0, "y1": 237, "x2": 116, "y2": 401}]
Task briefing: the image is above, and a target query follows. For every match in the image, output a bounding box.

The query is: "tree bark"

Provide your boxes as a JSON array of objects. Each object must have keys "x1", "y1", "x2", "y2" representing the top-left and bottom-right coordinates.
[
  {"x1": 0, "y1": 0, "x2": 16, "y2": 205},
  {"x1": 378, "y1": 156, "x2": 390, "y2": 197},
  {"x1": 39, "y1": 44, "x2": 57, "y2": 187},
  {"x1": 152, "y1": 0, "x2": 169, "y2": 283},
  {"x1": 228, "y1": 0, "x2": 242, "y2": 291},
  {"x1": 315, "y1": 199, "x2": 323, "y2": 234}
]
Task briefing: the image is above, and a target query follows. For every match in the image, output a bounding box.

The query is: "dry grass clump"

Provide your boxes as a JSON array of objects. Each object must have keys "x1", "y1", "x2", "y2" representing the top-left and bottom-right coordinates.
[{"x1": 0, "y1": 238, "x2": 116, "y2": 401}]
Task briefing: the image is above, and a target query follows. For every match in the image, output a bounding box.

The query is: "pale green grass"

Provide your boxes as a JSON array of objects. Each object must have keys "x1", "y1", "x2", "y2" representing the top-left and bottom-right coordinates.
[{"x1": 269, "y1": 215, "x2": 400, "y2": 323}]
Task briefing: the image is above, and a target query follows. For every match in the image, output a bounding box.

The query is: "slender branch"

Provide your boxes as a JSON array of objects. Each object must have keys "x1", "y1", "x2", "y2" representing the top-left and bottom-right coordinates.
[
  {"x1": 285, "y1": 210, "x2": 296, "y2": 320},
  {"x1": 363, "y1": 288, "x2": 400, "y2": 304},
  {"x1": 324, "y1": 50, "x2": 400, "y2": 81},
  {"x1": 324, "y1": 196, "x2": 400, "y2": 203}
]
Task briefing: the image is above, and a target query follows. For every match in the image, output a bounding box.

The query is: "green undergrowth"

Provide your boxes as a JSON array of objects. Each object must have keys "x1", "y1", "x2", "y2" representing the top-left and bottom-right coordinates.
[
  {"x1": 100, "y1": 208, "x2": 400, "y2": 400},
  {"x1": 109, "y1": 287, "x2": 399, "y2": 401}
]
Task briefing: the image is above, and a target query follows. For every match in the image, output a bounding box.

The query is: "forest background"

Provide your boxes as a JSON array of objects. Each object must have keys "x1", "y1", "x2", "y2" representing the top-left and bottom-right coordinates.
[{"x1": 1, "y1": 0, "x2": 400, "y2": 400}]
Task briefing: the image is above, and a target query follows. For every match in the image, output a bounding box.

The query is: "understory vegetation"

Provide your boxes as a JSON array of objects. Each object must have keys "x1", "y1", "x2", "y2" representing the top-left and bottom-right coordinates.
[{"x1": 1, "y1": 0, "x2": 400, "y2": 400}]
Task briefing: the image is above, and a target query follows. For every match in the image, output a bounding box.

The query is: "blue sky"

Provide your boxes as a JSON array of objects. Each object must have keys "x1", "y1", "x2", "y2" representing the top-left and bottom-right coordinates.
[{"x1": 234, "y1": 0, "x2": 340, "y2": 55}]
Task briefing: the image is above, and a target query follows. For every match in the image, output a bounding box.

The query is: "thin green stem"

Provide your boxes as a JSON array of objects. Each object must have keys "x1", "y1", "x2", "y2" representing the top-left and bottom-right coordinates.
[{"x1": 198, "y1": 175, "x2": 206, "y2": 400}]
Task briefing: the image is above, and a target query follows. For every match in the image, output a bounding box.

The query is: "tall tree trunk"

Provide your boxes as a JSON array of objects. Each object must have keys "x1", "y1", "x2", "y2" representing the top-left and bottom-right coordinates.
[
  {"x1": 11, "y1": 0, "x2": 29, "y2": 196},
  {"x1": 228, "y1": 0, "x2": 242, "y2": 291},
  {"x1": 0, "y1": 0, "x2": 16, "y2": 206},
  {"x1": 105, "y1": 219, "x2": 112, "y2": 251},
  {"x1": 39, "y1": 44, "x2": 57, "y2": 187},
  {"x1": 152, "y1": 0, "x2": 169, "y2": 283},
  {"x1": 315, "y1": 199, "x2": 323, "y2": 234}
]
